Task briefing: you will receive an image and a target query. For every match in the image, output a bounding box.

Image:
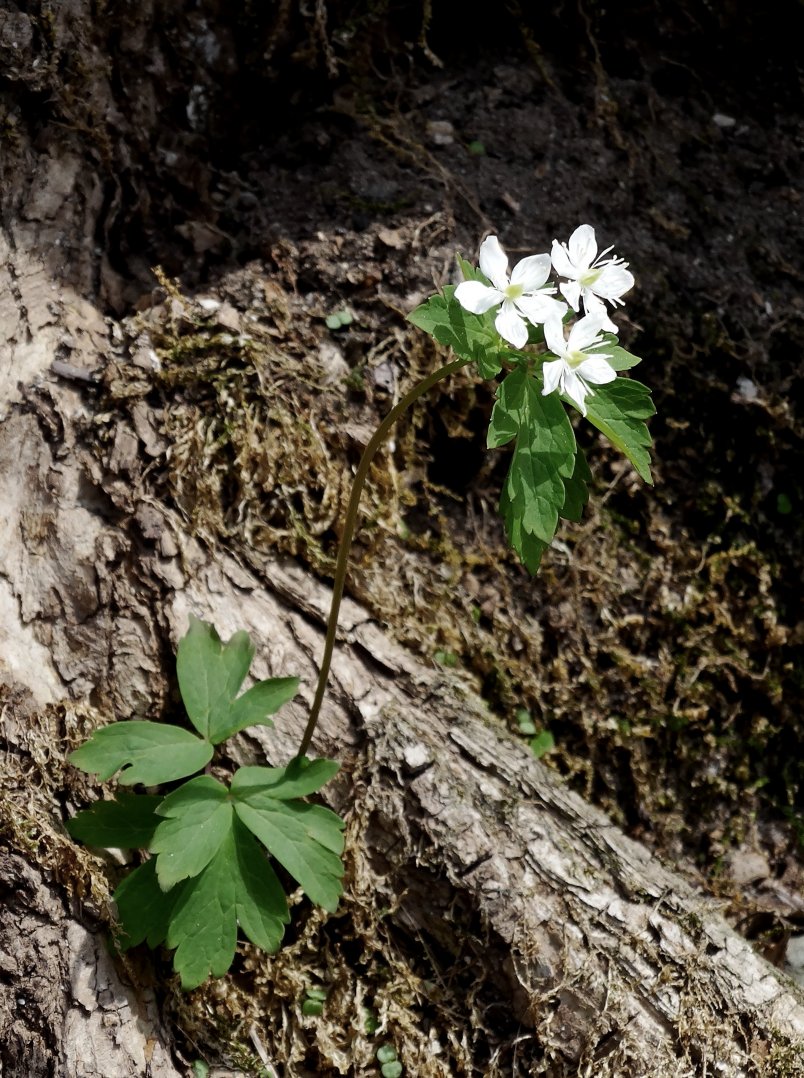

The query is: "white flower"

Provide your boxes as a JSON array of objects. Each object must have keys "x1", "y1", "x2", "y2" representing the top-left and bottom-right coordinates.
[
  {"x1": 455, "y1": 235, "x2": 566, "y2": 349},
  {"x1": 542, "y1": 313, "x2": 617, "y2": 415},
  {"x1": 551, "y1": 224, "x2": 634, "y2": 333}
]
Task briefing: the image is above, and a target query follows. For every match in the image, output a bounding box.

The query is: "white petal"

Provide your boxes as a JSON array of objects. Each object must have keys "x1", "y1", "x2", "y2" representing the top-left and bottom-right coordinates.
[
  {"x1": 454, "y1": 280, "x2": 503, "y2": 314},
  {"x1": 515, "y1": 293, "x2": 564, "y2": 326},
  {"x1": 582, "y1": 292, "x2": 619, "y2": 333},
  {"x1": 562, "y1": 369, "x2": 591, "y2": 415},
  {"x1": 541, "y1": 358, "x2": 565, "y2": 396},
  {"x1": 495, "y1": 301, "x2": 529, "y2": 348},
  {"x1": 559, "y1": 279, "x2": 582, "y2": 311},
  {"x1": 592, "y1": 262, "x2": 634, "y2": 302},
  {"x1": 478, "y1": 235, "x2": 510, "y2": 291},
  {"x1": 567, "y1": 311, "x2": 607, "y2": 351},
  {"x1": 576, "y1": 355, "x2": 617, "y2": 385},
  {"x1": 567, "y1": 224, "x2": 598, "y2": 270},
  {"x1": 543, "y1": 316, "x2": 567, "y2": 358},
  {"x1": 510, "y1": 253, "x2": 551, "y2": 292},
  {"x1": 550, "y1": 239, "x2": 577, "y2": 279}
]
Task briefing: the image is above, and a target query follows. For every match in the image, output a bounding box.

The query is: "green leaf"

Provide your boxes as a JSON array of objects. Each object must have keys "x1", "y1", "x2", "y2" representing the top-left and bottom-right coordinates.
[
  {"x1": 408, "y1": 285, "x2": 502, "y2": 379},
  {"x1": 214, "y1": 677, "x2": 299, "y2": 743},
  {"x1": 176, "y1": 618, "x2": 298, "y2": 744},
  {"x1": 69, "y1": 722, "x2": 213, "y2": 786},
  {"x1": 488, "y1": 367, "x2": 577, "y2": 573},
  {"x1": 151, "y1": 776, "x2": 233, "y2": 890},
  {"x1": 233, "y1": 779, "x2": 345, "y2": 913},
  {"x1": 176, "y1": 616, "x2": 254, "y2": 741},
  {"x1": 560, "y1": 447, "x2": 593, "y2": 523},
  {"x1": 67, "y1": 793, "x2": 162, "y2": 849},
  {"x1": 585, "y1": 378, "x2": 655, "y2": 484},
  {"x1": 231, "y1": 758, "x2": 340, "y2": 801},
  {"x1": 530, "y1": 730, "x2": 556, "y2": 758},
  {"x1": 113, "y1": 857, "x2": 183, "y2": 949},
  {"x1": 166, "y1": 818, "x2": 289, "y2": 989},
  {"x1": 591, "y1": 333, "x2": 642, "y2": 371}
]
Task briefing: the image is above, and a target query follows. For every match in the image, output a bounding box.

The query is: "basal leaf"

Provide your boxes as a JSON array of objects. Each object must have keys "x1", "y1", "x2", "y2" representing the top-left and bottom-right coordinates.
[
  {"x1": 69, "y1": 722, "x2": 213, "y2": 786},
  {"x1": 166, "y1": 820, "x2": 289, "y2": 989},
  {"x1": 488, "y1": 367, "x2": 577, "y2": 572},
  {"x1": 67, "y1": 793, "x2": 162, "y2": 849},
  {"x1": 231, "y1": 758, "x2": 340, "y2": 800},
  {"x1": 213, "y1": 676, "x2": 299, "y2": 743},
  {"x1": 585, "y1": 378, "x2": 655, "y2": 484},
  {"x1": 408, "y1": 286, "x2": 502, "y2": 378},
  {"x1": 233, "y1": 787, "x2": 345, "y2": 913},
  {"x1": 176, "y1": 616, "x2": 254, "y2": 741},
  {"x1": 151, "y1": 776, "x2": 232, "y2": 890},
  {"x1": 560, "y1": 447, "x2": 593, "y2": 522},
  {"x1": 113, "y1": 857, "x2": 184, "y2": 950}
]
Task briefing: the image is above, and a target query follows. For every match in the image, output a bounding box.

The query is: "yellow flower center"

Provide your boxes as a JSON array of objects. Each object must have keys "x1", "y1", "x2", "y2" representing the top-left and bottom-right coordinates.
[
  {"x1": 504, "y1": 282, "x2": 525, "y2": 301},
  {"x1": 567, "y1": 350, "x2": 587, "y2": 369},
  {"x1": 579, "y1": 267, "x2": 602, "y2": 288}
]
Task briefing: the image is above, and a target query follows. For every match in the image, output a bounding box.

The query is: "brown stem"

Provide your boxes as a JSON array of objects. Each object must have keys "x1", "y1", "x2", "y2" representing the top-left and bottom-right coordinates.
[{"x1": 297, "y1": 357, "x2": 469, "y2": 757}]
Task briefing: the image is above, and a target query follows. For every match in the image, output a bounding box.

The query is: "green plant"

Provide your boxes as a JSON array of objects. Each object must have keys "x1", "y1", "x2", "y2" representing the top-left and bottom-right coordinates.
[
  {"x1": 67, "y1": 617, "x2": 344, "y2": 989},
  {"x1": 68, "y1": 224, "x2": 654, "y2": 994}
]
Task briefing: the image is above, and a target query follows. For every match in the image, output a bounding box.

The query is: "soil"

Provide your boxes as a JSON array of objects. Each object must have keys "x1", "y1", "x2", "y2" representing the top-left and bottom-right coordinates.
[{"x1": 3, "y1": 0, "x2": 804, "y2": 1072}]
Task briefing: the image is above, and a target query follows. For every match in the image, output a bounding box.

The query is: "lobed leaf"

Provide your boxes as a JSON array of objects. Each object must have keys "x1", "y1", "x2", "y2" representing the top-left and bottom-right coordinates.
[
  {"x1": 176, "y1": 617, "x2": 299, "y2": 744},
  {"x1": 166, "y1": 820, "x2": 289, "y2": 989},
  {"x1": 408, "y1": 286, "x2": 503, "y2": 379},
  {"x1": 488, "y1": 366, "x2": 577, "y2": 573},
  {"x1": 214, "y1": 676, "x2": 299, "y2": 743},
  {"x1": 69, "y1": 722, "x2": 213, "y2": 786},
  {"x1": 233, "y1": 781, "x2": 345, "y2": 913},
  {"x1": 231, "y1": 757, "x2": 340, "y2": 801},
  {"x1": 585, "y1": 378, "x2": 655, "y2": 484},
  {"x1": 114, "y1": 824, "x2": 290, "y2": 990},
  {"x1": 150, "y1": 776, "x2": 232, "y2": 890},
  {"x1": 176, "y1": 616, "x2": 254, "y2": 741},
  {"x1": 67, "y1": 793, "x2": 162, "y2": 849}
]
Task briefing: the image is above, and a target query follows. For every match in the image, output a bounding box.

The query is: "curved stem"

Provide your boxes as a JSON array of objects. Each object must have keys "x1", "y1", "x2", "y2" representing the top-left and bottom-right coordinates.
[{"x1": 297, "y1": 357, "x2": 469, "y2": 757}]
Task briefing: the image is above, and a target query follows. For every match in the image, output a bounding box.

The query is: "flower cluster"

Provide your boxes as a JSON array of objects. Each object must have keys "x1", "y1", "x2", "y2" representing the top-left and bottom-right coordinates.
[{"x1": 454, "y1": 225, "x2": 634, "y2": 415}]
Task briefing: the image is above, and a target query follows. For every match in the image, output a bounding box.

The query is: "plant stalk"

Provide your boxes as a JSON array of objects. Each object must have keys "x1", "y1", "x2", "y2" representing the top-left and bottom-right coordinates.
[{"x1": 297, "y1": 357, "x2": 468, "y2": 757}]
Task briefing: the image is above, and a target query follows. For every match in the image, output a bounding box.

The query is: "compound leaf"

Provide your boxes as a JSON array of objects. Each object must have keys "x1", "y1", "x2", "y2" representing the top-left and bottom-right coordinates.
[
  {"x1": 151, "y1": 776, "x2": 232, "y2": 890},
  {"x1": 233, "y1": 783, "x2": 345, "y2": 913},
  {"x1": 69, "y1": 722, "x2": 213, "y2": 786},
  {"x1": 488, "y1": 366, "x2": 577, "y2": 573},
  {"x1": 585, "y1": 378, "x2": 655, "y2": 484},
  {"x1": 67, "y1": 793, "x2": 162, "y2": 849}
]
